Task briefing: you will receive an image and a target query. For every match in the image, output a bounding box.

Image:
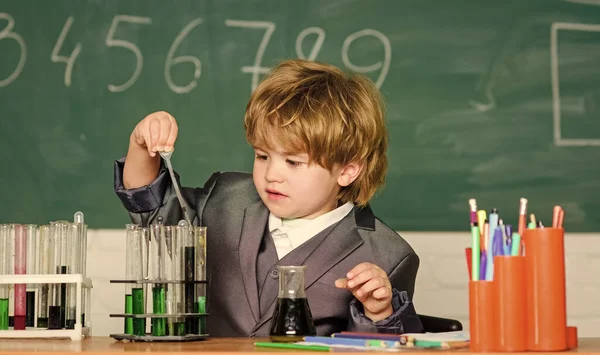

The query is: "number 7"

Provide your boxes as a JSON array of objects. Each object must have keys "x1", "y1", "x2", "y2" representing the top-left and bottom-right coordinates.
[
  {"x1": 225, "y1": 19, "x2": 275, "y2": 92},
  {"x1": 105, "y1": 15, "x2": 152, "y2": 92}
]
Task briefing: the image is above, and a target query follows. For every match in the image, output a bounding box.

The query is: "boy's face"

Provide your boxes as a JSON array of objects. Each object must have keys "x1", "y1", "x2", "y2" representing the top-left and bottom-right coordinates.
[{"x1": 252, "y1": 143, "x2": 344, "y2": 219}]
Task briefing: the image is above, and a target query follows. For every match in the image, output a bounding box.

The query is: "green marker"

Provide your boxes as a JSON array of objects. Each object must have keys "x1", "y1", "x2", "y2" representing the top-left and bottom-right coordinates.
[
  {"x1": 471, "y1": 224, "x2": 480, "y2": 281},
  {"x1": 511, "y1": 233, "x2": 521, "y2": 256},
  {"x1": 254, "y1": 342, "x2": 330, "y2": 351}
]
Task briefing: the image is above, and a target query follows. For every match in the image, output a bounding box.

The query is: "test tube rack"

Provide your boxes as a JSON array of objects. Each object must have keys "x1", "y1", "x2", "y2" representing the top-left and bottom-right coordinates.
[
  {"x1": 108, "y1": 279, "x2": 209, "y2": 342},
  {"x1": 0, "y1": 273, "x2": 93, "y2": 341}
]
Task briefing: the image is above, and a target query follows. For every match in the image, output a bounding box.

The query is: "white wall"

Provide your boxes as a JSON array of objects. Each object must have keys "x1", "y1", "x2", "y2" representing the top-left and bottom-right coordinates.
[{"x1": 87, "y1": 230, "x2": 600, "y2": 337}]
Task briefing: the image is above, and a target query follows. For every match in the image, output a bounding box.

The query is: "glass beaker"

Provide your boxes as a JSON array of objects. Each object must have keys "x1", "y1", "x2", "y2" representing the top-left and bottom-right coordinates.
[{"x1": 269, "y1": 265, "x2": 316, "y2": 342}]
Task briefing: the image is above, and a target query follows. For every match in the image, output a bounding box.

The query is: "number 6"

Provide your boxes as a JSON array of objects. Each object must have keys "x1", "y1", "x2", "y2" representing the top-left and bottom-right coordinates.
[{"x1": 165, "y1": 18, "x2": 203, "y2": 94}]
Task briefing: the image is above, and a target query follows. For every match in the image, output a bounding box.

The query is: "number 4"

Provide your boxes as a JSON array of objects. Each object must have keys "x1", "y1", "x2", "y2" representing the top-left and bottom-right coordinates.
[{"x1": 51, "y1": 16, "x2": 82, "y2": 87}]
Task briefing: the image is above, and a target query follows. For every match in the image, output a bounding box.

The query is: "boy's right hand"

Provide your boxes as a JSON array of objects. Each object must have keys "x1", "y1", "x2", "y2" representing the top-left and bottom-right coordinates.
[{"x1": 131, "y1": 111, "x2": 179, "y2": 157}]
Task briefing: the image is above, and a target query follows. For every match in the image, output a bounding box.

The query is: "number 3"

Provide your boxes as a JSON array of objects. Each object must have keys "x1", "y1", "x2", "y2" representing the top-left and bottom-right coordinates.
[{"x1": 0, "y1": 13, "x2": 27, "y2": 88}]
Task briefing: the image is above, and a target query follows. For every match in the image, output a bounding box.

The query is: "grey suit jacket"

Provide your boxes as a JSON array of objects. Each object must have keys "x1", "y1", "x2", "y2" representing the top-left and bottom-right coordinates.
[{"x1": 114, "y1": 158, "x2": 423, "y2": 336}]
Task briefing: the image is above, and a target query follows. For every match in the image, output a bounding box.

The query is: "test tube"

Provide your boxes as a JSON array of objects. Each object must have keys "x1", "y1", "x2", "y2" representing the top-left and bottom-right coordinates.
[
  {"x1": 151, "y1": 221, "x2": 166, "y2": 336},
  {"x1": 37, "y1": 225, "x2": 51, "y2": 328},
  {"x1": 74, "y1": 211, "x2": 88, "y2": 326},
  {"x1": 138, "y1": 227, "x2": 150, "y2": 336},
  {"x1": 60, "y1": 222, "x2": 70, "y2": 328},
  {"x1": 174, "y1": 221, "x2": 186, "y2": 335},
  {"x1": 14, "y1": 224, "x2": 27, "y2": 330},
  {"x1": 0, "y1": 225, "x2": 9, "y2": 330},
  {"x1": 8, "y1": 224, "x2": 14, "y2": 327},
  {"x1": 74, "y1": 212, "x2": 87, "y2": 277},
  {"x1": 124, "y1": 224, "x2": 137, "y2": 335},
  {"x1": 25, "y1": 225, "x2": 36, "y2": 327},
  {"x1": 66, "y1": 222, "x2": 80, "y2": 329},
  {"x1": 131, "y1": 227, "x2": 146, "y2": 336},
  {"x1": 48, "y1": 221, "x2": 62, "y2": 329},
  {"x1": 182, "y1": 224, "x2": 197, "y2": 334},
  {"x1": 163, "y1": 225, "x2": 178, "y2": 336},
  {"x1": 195, "y1": 227, "x2": 207, "y2": 334}
]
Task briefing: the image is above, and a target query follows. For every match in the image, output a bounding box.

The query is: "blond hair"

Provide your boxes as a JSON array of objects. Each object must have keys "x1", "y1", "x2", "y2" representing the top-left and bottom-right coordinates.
[{"x1": 244, "y1": 59, "x2": 388, "y2": 206}]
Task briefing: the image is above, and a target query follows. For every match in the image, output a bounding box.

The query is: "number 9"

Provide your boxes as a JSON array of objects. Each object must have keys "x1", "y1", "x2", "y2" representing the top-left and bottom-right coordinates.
[{"x1": 341, "y1": 29, "x2": 391, "y2": 89}]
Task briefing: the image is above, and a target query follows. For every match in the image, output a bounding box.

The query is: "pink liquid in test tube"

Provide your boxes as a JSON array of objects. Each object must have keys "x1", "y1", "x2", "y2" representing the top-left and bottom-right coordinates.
[{"x1": 14, "y1": 224, "x2": 26, "y2": 330}]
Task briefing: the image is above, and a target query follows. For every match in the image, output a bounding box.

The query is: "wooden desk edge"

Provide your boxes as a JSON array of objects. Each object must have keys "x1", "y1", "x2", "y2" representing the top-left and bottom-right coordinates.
[{"x1": 0, "y1": 336, "x2": 598, "y2": 354}]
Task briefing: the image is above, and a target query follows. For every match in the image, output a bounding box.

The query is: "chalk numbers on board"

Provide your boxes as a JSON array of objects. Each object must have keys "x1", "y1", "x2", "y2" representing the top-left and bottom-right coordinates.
[
  {"x1": 0, "y1": 13, "x2": 392, "y2": 91},
  {"x1": 105, "y1": 15, "x2": 152, "y2": 92},
  {"x1": 0, "y1": 13, "x2": 26, "y2": 88},
  {"x1": 165, "y1": 17, "x2": 203, "y2": 94},
  {"x1": 51, "y1": 16, "x2": 82, "y2": 87}
]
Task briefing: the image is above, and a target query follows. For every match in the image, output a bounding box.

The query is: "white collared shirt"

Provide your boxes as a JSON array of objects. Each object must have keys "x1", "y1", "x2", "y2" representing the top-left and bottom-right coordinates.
[{"x1": 268, "y1": 202, "x2": 355, "y2": 259}]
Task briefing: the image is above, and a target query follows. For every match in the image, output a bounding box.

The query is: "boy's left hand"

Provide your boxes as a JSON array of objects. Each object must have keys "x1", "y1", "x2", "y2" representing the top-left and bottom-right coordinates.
[{"x1": 335, "y1": 262, "x2": 393, "y2": 322}]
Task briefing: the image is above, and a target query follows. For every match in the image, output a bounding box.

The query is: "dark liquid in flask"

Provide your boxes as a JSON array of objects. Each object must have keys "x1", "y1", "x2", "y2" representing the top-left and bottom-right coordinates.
[{"x1": 269, "y1": 297, "x2": 316, "y2": 342}]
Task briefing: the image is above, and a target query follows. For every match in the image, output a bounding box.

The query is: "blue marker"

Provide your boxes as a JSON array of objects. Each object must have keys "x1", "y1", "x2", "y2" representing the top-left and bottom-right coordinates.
[
  {"x1": 303, "y1": 336, "x2": 404, "y2": 349},
  {"x1": 485, "y1": 209, "x2": 498, "y2": 280},
  {"x1": 506, "y1": 224, "x2": 513, "y2": 254},
  {"x1": 499, "y1": 219, "x2": 509, "y2": 256},
  {"x1": 492, "y1": 227, "x2": 504, "y2": 257},
  {"x1": 479, "y1": 251, "x2": 487, "y2": 281}
]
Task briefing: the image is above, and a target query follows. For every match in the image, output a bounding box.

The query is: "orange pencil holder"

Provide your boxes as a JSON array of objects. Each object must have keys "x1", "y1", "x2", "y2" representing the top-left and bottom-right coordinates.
[
  {"x1": 524, "y1": 227, "x2": 567, "y2": 351},
  {"x1": 469, "y1": 280, "x2": 497, "y2": 352},
  {"x1": 493, "y1": 256, "x2": 527, "y2": 352},
  {"x1": 567, "y1": 326, "x2": 578, "y2": 350}
]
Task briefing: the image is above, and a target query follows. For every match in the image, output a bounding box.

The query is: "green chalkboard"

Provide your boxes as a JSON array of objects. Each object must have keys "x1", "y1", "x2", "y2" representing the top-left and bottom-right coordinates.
[{"x1": 1, "y1": 0, "x2": 600, "y2": 231}]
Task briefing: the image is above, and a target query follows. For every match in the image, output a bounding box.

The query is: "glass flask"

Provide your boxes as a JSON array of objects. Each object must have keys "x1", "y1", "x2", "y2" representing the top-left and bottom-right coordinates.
[{"x1": 269, "y1": 265, "x2": 316, "y2": 342}]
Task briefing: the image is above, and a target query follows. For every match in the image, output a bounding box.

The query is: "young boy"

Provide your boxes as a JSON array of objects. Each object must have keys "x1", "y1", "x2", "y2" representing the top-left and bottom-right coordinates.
[{"x1": 114, "y1": 59, "x2": 423, "y2": 336}]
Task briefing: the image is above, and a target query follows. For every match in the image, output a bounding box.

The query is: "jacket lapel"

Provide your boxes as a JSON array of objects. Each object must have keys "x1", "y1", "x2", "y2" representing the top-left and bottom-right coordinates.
[
  {"x1": 252, "y1": 208, "x2": 365, "y2": 331},
  {"x1": 238, "y1": 200, "x2": 269, "y2": 323}
]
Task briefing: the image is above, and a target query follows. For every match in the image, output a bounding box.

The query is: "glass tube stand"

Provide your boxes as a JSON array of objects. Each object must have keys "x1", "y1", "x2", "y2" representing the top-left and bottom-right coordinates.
[
  {"x1": 109, "y1": 223, "x2": 208, "y2": 342},
  {"x1": 0, "y1": 274, "x2": 92, "y2": 341}
]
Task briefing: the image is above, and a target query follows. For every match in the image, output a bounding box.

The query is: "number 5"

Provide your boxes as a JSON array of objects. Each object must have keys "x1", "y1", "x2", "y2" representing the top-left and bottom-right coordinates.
[{"x1": 105, "y1": 15, "x2": 151, "y2": 92}]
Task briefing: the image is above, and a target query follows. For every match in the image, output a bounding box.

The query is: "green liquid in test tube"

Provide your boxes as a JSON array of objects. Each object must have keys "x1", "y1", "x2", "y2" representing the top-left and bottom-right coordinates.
[
  {"x1": 152, "y1": 285, "x2": 165, "y2": 336},
  {"x1": 197, "y1": 296, "x2": 206, "y2": 335},
  {"x1": 132, "y1": 287, "x2": 145, "y2": 336},
  {"x1": 0, "y1": 298, "x2": 8, "y2": 330}
]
